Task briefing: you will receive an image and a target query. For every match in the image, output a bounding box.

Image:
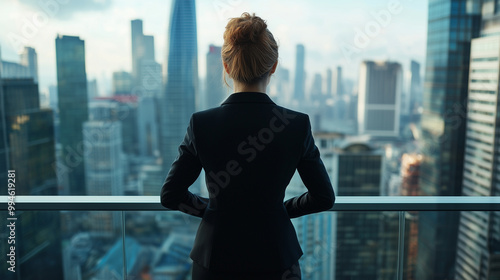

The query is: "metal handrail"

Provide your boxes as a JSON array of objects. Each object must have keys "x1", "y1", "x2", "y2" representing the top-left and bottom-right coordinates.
[{"x1": 1, "y1": 196, "x2": 499, "y2": 211}]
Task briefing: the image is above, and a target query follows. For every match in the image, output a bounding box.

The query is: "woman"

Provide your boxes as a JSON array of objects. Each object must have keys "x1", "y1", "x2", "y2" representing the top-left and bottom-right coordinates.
[{"x1": 161, "y1": 12, "x2": 335, "y2": 280}]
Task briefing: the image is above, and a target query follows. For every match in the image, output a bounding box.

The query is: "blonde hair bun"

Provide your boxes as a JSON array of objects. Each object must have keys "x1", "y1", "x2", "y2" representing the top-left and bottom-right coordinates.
[
  {"x1": 226, "y1": 12, "x2": 268, "y2": 45},
  {"x1": 222, "y1": 12, "x2": 279, "y2": 85}
]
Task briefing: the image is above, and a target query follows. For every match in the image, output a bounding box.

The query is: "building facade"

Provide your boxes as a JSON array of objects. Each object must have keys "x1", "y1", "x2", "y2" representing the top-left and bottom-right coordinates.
[
  {"x1": 161, "y1": 0, "x2": 198, "y2": 168},
  {"x1": 0, "y1": 77, "x2": 62, "y2": 279},
  {"x1": 331, "y1": 140, "x2": 383, "y2": 279},
  {"x1": 204, "y1": 44, "x2": 225, "y2": 110},
  {"x1": 418, "y1": 1, "x2": 482, "y2": 278},
  {"x1": 456, "y1": 5, "x2": 500, "y2": 278},
  {"x1": 55, "y1": 35, "x2": 89, "y2": 195},
  {"x1": 358, "y1": 61, "x2": 402, "y2": 137}
]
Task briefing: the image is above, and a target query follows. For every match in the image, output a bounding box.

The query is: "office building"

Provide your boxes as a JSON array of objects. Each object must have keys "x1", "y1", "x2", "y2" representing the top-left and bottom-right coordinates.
[
  {"x1": 333, "y1": 66, "x2": 342, "y2": 97},
  {"x1": 456, "y1": 6, "x2": 500, "y2": 278},
  {"x1": 131, "y1": 19, "x2": 145, "y2": 88},
  {"x1": 0, "y1": 77, "x2": 62, "y2": 279},
  {"x1": 83, "y1": 120, "x2": 124, "y2": 197},
  {"x1": 293, "y1": 44, "x2": 306, "y2": 102},
  {"x1": 139, "y1": 60, "x2": 162, "y2": 97},
  {"x1": 131, "y1": 19, "x2": 160, "y2": 97},
  {"x1": 358, "y1": 61, "x2": 402, "y2": 137},
  {"x1": 205, "y1": 44, "x2": 225, "y2": 109},
  {"x1": 87, "y1": 78, "x2": 98, "y2": 99},
  {"x1": 309, "y1": 72, "x2": 323, "y2": 103},
  {"x1": 1, "y1": 60, "x2": 29, "y2": 79},
  {"x1": 138, "y1": 96, "x2": 159, "y2": 157},
  {"x1": 56, "y1": 35, "x2": 89, "y2": 195},
  {"x1": 288, "y1": 132, "x2": 342, "y2": 280},
  {"x1": 418, "y1": 1, "x2": 482, "y2": 278},
  {"x1": 20, "y1": 46, "x2": 38, "y2": 83},
  {"x1": 268, "y1": 66, "x2": 290, "y2": 105},
  {"x1": 161, "y1": 0, "x2": 198, "y2": 168},
  {"x1": 84, "y1": 108, "x2": 124, "y2": 196},
  {"x1": 409, "y1": 60, "x2": 422, "y2": 115},
  {"x1": 84, "y1": 101, "x2": 125, "y2": 237},
  {"x1": 331, "y1": 138, "x2": 383, "y2": 279},
  {"x1": 326, "y1": 68, "x2": 332, "y2": 98},
  {"x1": 94, "y1": 95, "x2": 139, "y2": 156},
  {"x1": 112, "y1": 71, "x2": 132, "y2": 95}
]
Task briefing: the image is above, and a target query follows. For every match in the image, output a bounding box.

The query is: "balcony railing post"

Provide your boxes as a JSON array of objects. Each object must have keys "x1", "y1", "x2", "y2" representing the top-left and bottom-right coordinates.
[
  {"x1": 122, "y1": 211, "x2": 127, "y2": 280},
  {"x1": 397, "y1": 211, "x2": 406, "y2": 280}
]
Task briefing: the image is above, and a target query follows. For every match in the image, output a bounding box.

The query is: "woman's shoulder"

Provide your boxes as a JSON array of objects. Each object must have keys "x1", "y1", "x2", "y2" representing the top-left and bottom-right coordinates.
[{"x1": 192, "y1": 104, "x2": 309, "y2": 122}]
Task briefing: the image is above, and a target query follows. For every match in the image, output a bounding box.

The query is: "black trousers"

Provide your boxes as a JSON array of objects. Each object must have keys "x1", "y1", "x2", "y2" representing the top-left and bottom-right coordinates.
[{"x1": 192, "y1": 261, "x2": 301, "y2": 280}]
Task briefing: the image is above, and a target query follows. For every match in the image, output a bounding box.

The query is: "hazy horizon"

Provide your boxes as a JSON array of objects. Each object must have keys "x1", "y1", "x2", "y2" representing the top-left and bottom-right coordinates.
[{"x1": 0, "y1": 0, "x2": 427, "y2": 96}]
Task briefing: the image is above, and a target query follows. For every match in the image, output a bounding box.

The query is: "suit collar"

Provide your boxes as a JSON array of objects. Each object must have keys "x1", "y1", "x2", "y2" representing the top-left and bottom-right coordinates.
[{"x1": 221, "y1": 92, "x2": 275, "y2": 105}]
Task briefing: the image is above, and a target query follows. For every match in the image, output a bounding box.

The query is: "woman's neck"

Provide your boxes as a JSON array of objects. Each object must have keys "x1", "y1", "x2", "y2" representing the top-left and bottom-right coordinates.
[{"x1": 233, "y1": 79, "x2": 269, "y2": 93}]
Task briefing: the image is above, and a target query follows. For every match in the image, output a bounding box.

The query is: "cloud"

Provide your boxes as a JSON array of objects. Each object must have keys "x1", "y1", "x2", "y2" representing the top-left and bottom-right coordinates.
[{"x1": 17, "y1": 0, "x2": 113, "y2": 20}]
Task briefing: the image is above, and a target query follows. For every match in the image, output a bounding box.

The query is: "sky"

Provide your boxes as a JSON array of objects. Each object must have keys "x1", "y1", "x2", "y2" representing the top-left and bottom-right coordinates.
[{"x1": 0, "y1": 0, "x2": 428, "y2": 95}]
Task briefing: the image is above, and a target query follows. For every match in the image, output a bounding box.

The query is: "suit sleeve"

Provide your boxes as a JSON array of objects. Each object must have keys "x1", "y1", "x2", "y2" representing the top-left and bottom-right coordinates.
[
  {"x1": 284, "y1": 116, "x2": 335, "y2": 218},
  {"x1": 160, "y1": 115, "x2": 208, "y2": 218}
]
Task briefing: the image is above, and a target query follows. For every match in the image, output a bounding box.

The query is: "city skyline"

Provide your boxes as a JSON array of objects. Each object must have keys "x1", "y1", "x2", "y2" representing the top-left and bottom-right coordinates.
[
  {"x1": 0, "y1": 0, "x2": 427, "y2": 95},
  {"x1": 6, "y1": 1, "x2": 500, "y2": 279}
]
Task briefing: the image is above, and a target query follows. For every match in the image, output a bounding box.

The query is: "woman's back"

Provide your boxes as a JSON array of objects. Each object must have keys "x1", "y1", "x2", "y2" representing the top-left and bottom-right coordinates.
[{"x1": 160, "y1": 12, "x2": 335, "y2": 279}]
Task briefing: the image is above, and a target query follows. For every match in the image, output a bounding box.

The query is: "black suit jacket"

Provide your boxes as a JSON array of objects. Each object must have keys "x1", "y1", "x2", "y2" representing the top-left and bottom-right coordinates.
[{"x1": 160, "y1": 92, "x2": 335, "y2": 272}]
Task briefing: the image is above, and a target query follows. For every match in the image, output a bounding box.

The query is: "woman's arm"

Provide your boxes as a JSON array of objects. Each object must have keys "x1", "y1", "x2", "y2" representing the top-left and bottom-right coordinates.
[
  {"x1": 160, "y1": 115, "x2": 208, "y2": 218},
  {"x1": 284, "y1": 116, "x2": 335, "y2": 218}
]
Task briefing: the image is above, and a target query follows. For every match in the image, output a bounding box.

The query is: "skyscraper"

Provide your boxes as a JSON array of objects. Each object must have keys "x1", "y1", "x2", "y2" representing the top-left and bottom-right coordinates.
[
  {"x1": 326, "y1": 68, "x2": 332, "y2": 98},
  {"x1": 1, "y1": 60, "x2": 29, "y2": 79},
  {"x1": 0, "y1": 78, "x2": 62, "y2": 279},
  {"x1": 418, "y1": 0, "x2": 482, "y2": 278},
  {"x1": 331, "y1": 139, "x2": 383, "y2": 279},
  {"x1": 87, "y1": 78, "x2": 98, "y2": 99},
  {"x1": 161, "y1": 0, "x2": 198, "y2": 168},
  {"x1": 309, "y1": 72, "x2": 323, "y2": 103},
  {"x1": 131, "y1": 19, "x2": 145, "y2": 88},
  {"x1": 357, "y1": 60, "x2": 402, "y2": 137},
  {"x1": 56, "y1": 35, "x2": 89, "y2": 195},
  {"x1": 456, "y1": 5, "x2": 500, "y2": 279},
  {"x1": 84, "y1": 101, "x2": 125, "y2": 237},
  {"x1": 205, "y1": 44, "x2": 225, "y2": 110},
  {"x1": 288, "y1": 132, "x2": 343, "y2": 280},
  {"x1": 333, "y1": 66, "x2": 342, "y2": 97},
  {"x1": 138, "y1": 96, "x2": 159, "y2": 157},
  {"x1": 293, "y1": 44, "x2": 305, "y2": 102},
  {"x1": 20, "y1": 46, "x2": 38, "y2": 83},
  {"x1": 85, "y1": 102, "x2": 124, "y2": 196},
  {"x1": 409, "y1": 60, "x2": 421, "y2": 115},
  {"x1": 131, "y1": 19, "x2": 159, "y2": 93},
  {"x1": 112, "y1": 71, "x2": 132, "y2": 95},
  {"x1": 1, "y1": 78, "x2": 57, "y2": 194}
]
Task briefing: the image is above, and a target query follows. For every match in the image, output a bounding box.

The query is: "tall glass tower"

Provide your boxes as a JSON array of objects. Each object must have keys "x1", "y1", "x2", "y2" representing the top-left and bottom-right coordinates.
[
  {"x1": 56, "y1": 35, "x2": 89, "y2": 195},
  {"x1": 456, "y1": 3, "x2": 500, "y2": 279},
  {"x1": 161, "y1": 0, "x2": 198, "y2": 169},
  {"x1": 418, "y1": 0, "x2": 481, "y2": 279}
]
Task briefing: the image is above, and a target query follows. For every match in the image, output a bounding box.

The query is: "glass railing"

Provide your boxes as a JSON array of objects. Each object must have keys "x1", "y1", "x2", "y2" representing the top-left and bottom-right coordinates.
[{"x1": 1, "y1": 196, "x2": 499, "y2": 280}]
